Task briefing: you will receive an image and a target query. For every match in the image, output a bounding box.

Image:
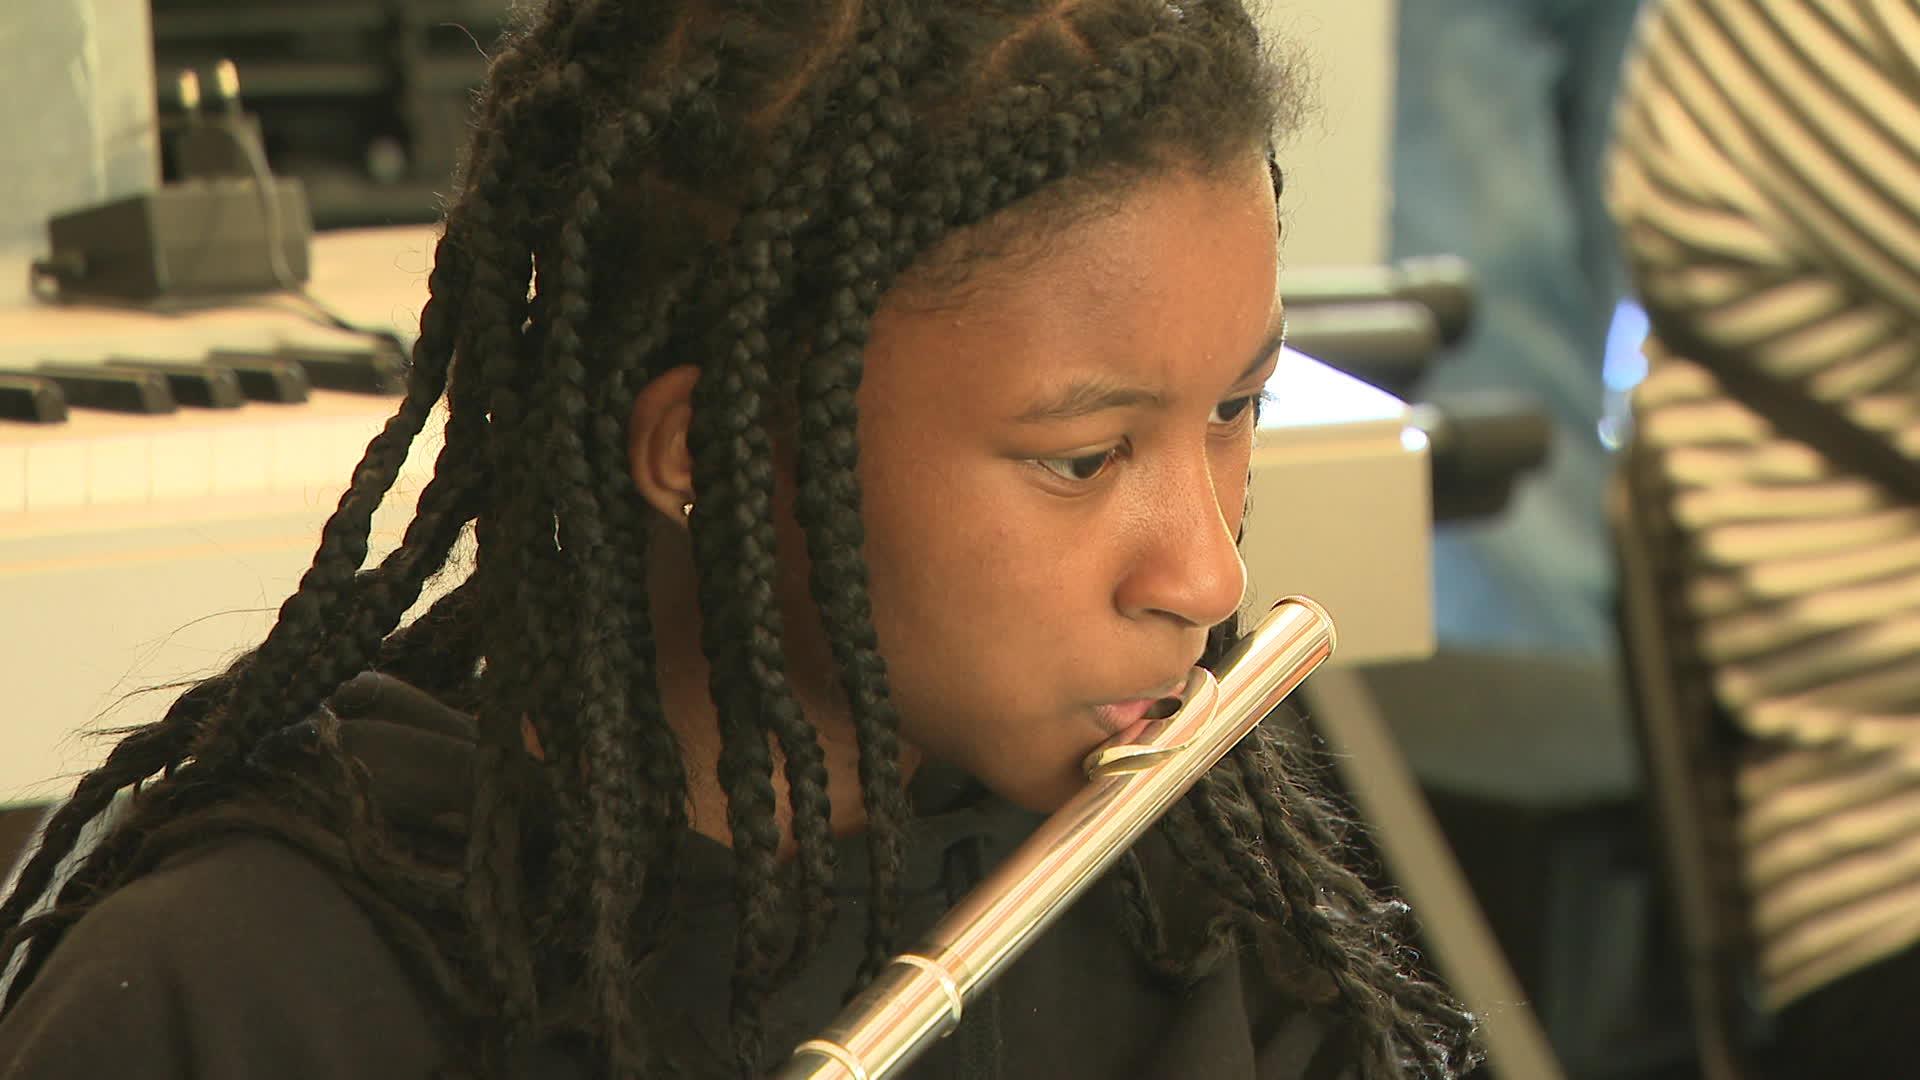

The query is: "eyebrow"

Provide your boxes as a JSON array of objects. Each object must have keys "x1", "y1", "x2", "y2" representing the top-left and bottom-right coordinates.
[{"x1": 1011, "y1": 328, "x2": 1288, "y2": 424}]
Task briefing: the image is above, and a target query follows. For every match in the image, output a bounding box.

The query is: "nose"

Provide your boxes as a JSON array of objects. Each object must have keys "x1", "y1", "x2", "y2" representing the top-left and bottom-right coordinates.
[{"x1": 1114, "y1": 458, "x2": 1247, "y2": 630}]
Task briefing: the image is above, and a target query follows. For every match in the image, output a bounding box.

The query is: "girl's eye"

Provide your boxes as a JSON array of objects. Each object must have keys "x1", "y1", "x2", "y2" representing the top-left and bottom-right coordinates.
[
  {"x1": 1211, "y1": 391, "x2": 1269, "y2": 426},
  {"x1": 1035, "y1": 445, "x2": 1124, "y2": 483}
]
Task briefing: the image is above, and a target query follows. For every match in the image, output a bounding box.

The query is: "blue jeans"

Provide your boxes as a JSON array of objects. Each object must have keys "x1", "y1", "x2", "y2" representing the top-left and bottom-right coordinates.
[{"x1": 1392, "y1": 0, "x2": 1643, "y2": 659}]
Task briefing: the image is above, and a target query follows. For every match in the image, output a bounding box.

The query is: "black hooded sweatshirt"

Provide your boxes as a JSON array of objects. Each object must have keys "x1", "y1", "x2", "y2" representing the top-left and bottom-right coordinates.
[{"x1": 0, "y1": 674, "x2": 1362, "y2": 1079}]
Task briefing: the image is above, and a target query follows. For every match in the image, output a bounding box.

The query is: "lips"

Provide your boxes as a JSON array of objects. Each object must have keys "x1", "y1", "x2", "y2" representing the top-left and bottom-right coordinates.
[
  {"x1": 1090, "y1": 674, "x2": 1193, "y2": 738},
  {"x1": 1092, "y1": 698, "x2": 1160, "y2": 738},
  {"x1": 1135, "y1": 674, "x2": 1194, "y2": 703}
]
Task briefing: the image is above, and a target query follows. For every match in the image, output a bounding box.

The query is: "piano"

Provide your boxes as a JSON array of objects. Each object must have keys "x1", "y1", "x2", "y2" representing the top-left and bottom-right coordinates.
[{"x1": 0, "y1": 226, "x2": 1431, "y2": 805}]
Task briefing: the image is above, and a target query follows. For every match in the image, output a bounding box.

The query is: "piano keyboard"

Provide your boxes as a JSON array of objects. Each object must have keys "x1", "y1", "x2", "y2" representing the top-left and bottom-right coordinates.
[
  {"x1": 2, "y1": 227, "x2": 446, "y2": 803},
  {"x1": 0, "y1": 387, "x2": 422, "y2": 512}
]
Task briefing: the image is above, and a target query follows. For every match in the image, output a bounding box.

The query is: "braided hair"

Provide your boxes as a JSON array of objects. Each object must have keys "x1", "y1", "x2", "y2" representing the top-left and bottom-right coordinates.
[{"x1": 1, "y1": 2, "x2": 1481, "y2": 1076}]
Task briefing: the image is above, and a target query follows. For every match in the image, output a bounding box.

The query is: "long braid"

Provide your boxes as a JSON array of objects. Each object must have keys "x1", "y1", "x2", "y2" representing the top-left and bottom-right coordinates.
[
  {"x1": 311, "y1": 0, "x2": 597, "y2": 653},
  {"x1": 452, "y1": 43, "x2": 604, "y2": 1032},
  {"x1": 573, "y1": 315, "x2": 687, "y2": 964},
  {"x1": 377, "y1": 36, "x2": 591, "y2": 1035},
  {"x1": 0, "y1": 699, "x2": 206, "y2": 1011},
  {"x1": 526, "y1": 72, "x2": 717, "y2": 1068},
  {"x1": 374, "y1": 579, "x2": 484, "y2": 699},
  {"x1": 1109, "y1": 846, "x2": 1242, "y2": 985},
  {"x1": 566, "y1": 206, "x2": 712, "y2": 972},
  {"x1": 188, "y1": 246, "x2": 463, "y2": 764},
  {"x1": 683, "y1": 11, "x2": 913, "y2": 1061},
  {"x1": 686, "y1": 233, "x2": 825, "y2": 1075},
  {"x1": 787, "y1": 2, "x2": 924, "y2": 987},
  {"x1": 559, "y1": 56, "x2": 742, "y2": 1056},
  {"x1": 686, "y1": 365, "x2": 788, "y2": 1072},
  {"x1": 1179, "y1": 745, "x2": 1457, "y2": 1077},
  {"x1": 1230, "y1": 739, "x2": 1482, "y2": 1072}
]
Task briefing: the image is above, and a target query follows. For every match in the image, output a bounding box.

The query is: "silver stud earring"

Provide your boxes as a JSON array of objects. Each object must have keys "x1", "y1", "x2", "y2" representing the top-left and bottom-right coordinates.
[{"x1": 680, "y1": 501, "x2": 694, "y2": 518}]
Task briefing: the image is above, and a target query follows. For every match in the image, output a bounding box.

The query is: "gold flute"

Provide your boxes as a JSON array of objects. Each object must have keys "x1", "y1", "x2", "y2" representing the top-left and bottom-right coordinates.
[{"x1": 772, "y1": 596, "x2": 1337, "y2": 1080}]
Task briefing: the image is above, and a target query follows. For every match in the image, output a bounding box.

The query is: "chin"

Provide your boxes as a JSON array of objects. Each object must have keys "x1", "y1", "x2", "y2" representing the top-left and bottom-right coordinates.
[{"x1": 995, "y1": 763, "x2": 1092, "y2": 816}]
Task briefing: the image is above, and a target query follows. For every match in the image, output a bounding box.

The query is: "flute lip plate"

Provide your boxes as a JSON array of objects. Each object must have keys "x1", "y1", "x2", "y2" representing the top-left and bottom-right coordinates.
[
  {"x1": 1082, "y1": 742, "x2": 1180, "y2": 778},
  {"x1": 1080, "y1": 668, "x2": 1218, "y2": 779}
]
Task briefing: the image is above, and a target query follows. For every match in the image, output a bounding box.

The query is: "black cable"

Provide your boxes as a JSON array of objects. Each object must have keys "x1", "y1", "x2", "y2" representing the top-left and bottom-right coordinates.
[{"x1": 204, "y1": 63, "x2": 411, "y2": 355}]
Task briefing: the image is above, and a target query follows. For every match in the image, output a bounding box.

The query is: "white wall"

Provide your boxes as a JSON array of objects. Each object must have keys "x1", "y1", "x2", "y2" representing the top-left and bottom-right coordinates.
[
  {"x1": 1255, "y1": 0, "x2": 1396, "y2": 268},
  {"x1": 0, "y1": 0, "x2": 160, "y2": 307}
]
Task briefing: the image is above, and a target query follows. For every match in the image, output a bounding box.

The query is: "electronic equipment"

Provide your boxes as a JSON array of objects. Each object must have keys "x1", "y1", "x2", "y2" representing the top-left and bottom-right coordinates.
[
  {"x1": 149, "y1": 0, "x2": 513, "y2": 228},
  {"x1": 34, "y1": 63, "x2": 313, "y2": 303}
]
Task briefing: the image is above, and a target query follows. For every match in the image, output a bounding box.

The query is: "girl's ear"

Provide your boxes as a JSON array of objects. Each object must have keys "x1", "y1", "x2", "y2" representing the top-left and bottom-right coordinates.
[{"x1": 628, "y1": 364, "x2": 701, "y2": 524}]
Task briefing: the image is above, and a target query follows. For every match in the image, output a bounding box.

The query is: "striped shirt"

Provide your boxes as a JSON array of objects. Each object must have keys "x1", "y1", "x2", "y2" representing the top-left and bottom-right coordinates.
[{"x1": 1608, "y1": 0, "x2": 1920, "y2": 1009}]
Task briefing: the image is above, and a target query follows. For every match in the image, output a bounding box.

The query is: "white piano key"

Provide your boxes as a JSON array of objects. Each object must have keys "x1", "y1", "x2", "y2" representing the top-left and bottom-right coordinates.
[
  {"x1": 0, "y1": 444, "x2": 25, "y2": 513},
  {"x1": 328, "y1": 423, "x2": 381, "y2": 490},
  {"x1": 210, "y1": 425, "x2": 273, "y2": 496},
  {"x1": 273, "y1": 420, "x2": 335, "y2": 501},
  {"x1": 149, "y1": 427, "x2": 216, "y2": 501},
  {"x1": 84, "y1": 434, "x2": 153, "y2": 505},
  {"x1": 24, "y1": 441, "x2": 87, "y2": 510}
]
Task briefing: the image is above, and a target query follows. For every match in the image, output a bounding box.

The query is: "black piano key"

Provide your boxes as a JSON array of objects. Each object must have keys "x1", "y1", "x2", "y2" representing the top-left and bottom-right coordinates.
[
  {"x1": 201, "y1": 351, "x2": 311, "y2": 403},
  {"x1": 273, "y1": 343, "x2": 407, "y2": 396},
  {"x1": 0, "y1": 364, "x2": 176, "y2": 414},
  {"x1": 0, "y1": 373, "x2": 68, "y2": 423},
  {"x1": 104, "y1": 359, "x2": 246, "y2": 409}
]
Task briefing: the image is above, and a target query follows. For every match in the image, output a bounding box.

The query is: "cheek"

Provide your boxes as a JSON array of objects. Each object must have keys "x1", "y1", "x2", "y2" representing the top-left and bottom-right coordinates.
[
  {"x1": 847, "y1": 442, "x2": 973, "y2": 659},
  {"x1": 853, "y1": 454, "x2": 1085, "y2": 728},
  {"x1": 858, "y1": 462, "x2": 1040, "y2": 644}
]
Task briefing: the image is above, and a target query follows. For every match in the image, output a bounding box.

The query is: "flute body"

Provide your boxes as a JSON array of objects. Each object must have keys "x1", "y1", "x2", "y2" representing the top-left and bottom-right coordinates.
[{"x1": 773, "y1": 596, "x2": 1337, "y2": 1080}]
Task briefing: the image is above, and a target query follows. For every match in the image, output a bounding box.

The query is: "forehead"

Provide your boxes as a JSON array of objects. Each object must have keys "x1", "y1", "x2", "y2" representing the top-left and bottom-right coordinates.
[{"x1": 862, "y1": 161, "x2": 1282, "y2": 411}]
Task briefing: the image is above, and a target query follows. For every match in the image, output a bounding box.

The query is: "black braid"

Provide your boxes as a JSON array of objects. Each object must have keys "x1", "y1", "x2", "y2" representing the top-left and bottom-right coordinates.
[
  {"x1": 1168, "y1": 737, "x2": 1471, "y2": 1077},
  {"x1": 569, "y1": 351, "x2": 682, "y2": 971},
  {"x1": 519, "y1": 76, "x2": 712, "y2": 1068},
  {"x1": 787, "y1": 6, "x2": 923, "y2": 988},
  {"x1": 1231, "y1": 738, "x2": 1483, "y2": 1072},
  {"x1": 0, "y1": 701, "x2": 203, "y2": 1011},
  {"x1": 374, "y1": 579, "x2": 483, "y2": 700},
  {"x1": 454, "y1": 49, "x2": 604, "y2": 1035},
  {"x1": 1110, "y1": 846, "x2": 1241, "y2": 985},
  {"x1": 569, "y1": 202, "x2": 708, "y2": 966},
  {"x1": 680, "y1": 12, "x2": 924, "y2": 1059},
  {"x1": 191, "y1": 245, "x2": 461, "y2": 762}
]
